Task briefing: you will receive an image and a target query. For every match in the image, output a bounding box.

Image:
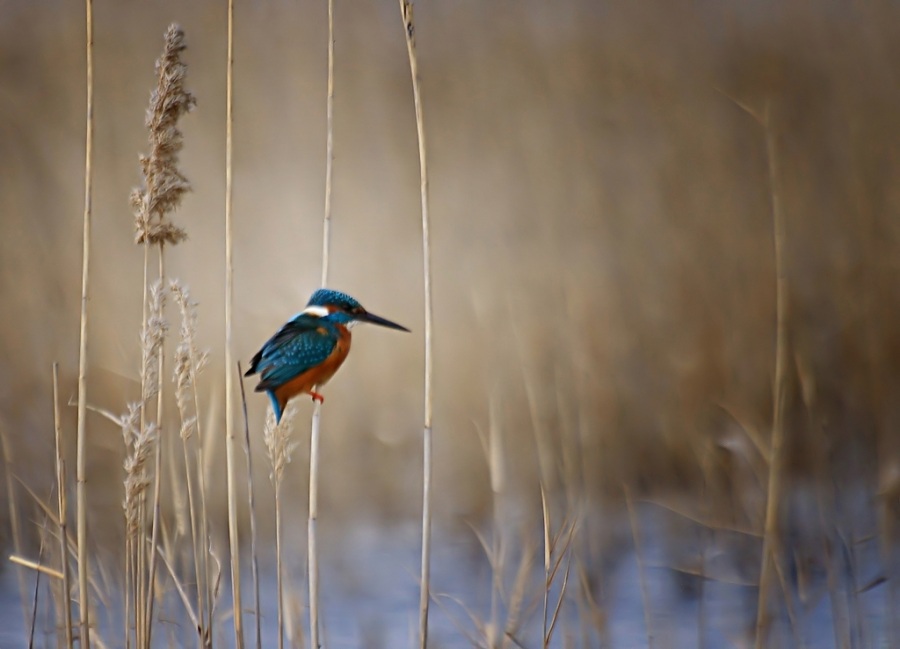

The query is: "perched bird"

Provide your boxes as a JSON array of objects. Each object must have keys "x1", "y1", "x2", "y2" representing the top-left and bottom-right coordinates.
[{"x1": 245, "y1": 288, "x2": 410, "y2": 422}]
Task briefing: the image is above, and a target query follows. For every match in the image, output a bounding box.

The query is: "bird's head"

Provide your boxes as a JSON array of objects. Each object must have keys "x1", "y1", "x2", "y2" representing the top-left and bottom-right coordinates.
[{"x1": 303, "y1": 288, "x2": 410, "y2": 332}]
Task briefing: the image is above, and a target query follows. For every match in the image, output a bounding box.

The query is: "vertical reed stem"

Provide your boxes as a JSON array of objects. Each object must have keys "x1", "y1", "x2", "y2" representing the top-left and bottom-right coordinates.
[
  {"x1": 53, "y1": 363, "x2": 75, "y2": 649},
  {"x1": 396, "y1": 2, "x2": 434, "y2": 646},
  {"x1": 238, "y1": 365, "x2": 262, "y2": 649},
  {"x1": 224, "y1": 0, "x2": 244, "y2": 646},
  {"x1": 307, "y1": 2, "x2": 335, "y2": 646},
  {"x1": 145, "y1": 249, "x2": 166, "y2": 648},
  {"x1": 76, "y1": 1, "x2": 94, "y2": 646},
  {"x1": 754, "y1": 102, "x2": 789, "y2": 649},
  {"x1": 321, "y1": 0, "x2": 335, "y2": 290},
  {"x1": 307, "y1": 404, "x2": 321, "y2": 648}
]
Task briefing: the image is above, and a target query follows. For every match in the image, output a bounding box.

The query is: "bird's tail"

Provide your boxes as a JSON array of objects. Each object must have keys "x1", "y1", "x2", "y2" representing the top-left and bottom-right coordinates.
[{"x1": 266, "y1": 390, "x2": 284, "y2": 423}]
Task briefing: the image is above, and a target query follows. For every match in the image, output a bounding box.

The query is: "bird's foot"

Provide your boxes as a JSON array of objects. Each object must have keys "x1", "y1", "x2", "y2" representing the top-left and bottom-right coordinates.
[{"x1": 311, "y1": 390, "x2": 325, "y2": 404}]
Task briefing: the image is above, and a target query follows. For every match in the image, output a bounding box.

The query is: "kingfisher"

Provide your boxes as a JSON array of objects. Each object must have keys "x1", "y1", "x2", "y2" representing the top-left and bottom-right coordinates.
[{"x1": 244, "y1": 288, "x2": 410, "y2": 422}]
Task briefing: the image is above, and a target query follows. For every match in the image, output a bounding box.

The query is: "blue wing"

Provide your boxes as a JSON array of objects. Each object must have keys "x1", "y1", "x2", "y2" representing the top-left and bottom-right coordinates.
[{"x1": 245, "y1": 314, "x2": 337, "y2": 391}]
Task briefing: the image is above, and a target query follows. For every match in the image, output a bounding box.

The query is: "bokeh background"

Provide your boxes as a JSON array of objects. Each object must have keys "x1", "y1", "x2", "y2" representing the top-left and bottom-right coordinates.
[{"x1": 2, "y1": 0, "x2": 899, "y2": 646}]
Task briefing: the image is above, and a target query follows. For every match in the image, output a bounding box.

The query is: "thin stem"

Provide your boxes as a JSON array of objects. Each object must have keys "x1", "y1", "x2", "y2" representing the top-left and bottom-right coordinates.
[
  {"x1": 396, "y1": 3, "x2": 434, "y2": 646},
  {"x1": 321, "y1": 0, "x2": 334, "y2": 288},
  {"x1": 0, "y1": 423, "x2": 29, "y2": 639},
  {"x1": 238, "y1": 364, "x2": 262, "y2": 649},
  {"x1": 224, "y1": 0, "x2": 244, "y2": 646},
  {"x1": 625, "y1": 485, "x2": 654, "y2": 649},
  {"x1": 754, "y1": 102, "x2": 790, "y2": 649},
  {"x1": 307, "y1": 2, "x2": 335, "y2": 645},
  {"x1": 53, "y1": 364, "x2": 75, "y2": 648},
  {"x1": 540, "y1": 486, "x2": 551, "y2": 647},
  {"x1": 145, "y1": 248, "x2": 166, "y2": 647},
  {"x1": 308, "y1": 402, "x2": 322, "y2": 649},
  {"x1": 75, "y1": 0, "x2": 94, "y2": 646}
]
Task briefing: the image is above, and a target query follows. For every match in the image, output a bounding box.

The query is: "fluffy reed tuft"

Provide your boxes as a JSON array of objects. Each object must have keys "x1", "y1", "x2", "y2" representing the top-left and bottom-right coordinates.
[
  {"x1": 171, "y1": 279, "x2": 209, "y2": 440},
  {"x1": 139, "y1": 280, "x2": 169, "y2": 402},
  {"x1": 264, "y1": 405, "x2": 297, "y2": 649},
  {"x1": 131, "y1": 24, "x2": 196, "y2": 246}
]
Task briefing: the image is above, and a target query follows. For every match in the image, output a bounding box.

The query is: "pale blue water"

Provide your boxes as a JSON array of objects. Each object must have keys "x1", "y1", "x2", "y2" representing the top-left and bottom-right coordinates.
[{"x1": 1, "y1": 508, "x2": 895, "y2": 648}]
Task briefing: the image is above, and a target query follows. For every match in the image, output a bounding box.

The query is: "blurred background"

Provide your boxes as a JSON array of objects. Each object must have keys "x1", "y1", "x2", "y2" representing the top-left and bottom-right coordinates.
[{"x1": 1, "y1": 0, "x2": 899, "y2": 646}]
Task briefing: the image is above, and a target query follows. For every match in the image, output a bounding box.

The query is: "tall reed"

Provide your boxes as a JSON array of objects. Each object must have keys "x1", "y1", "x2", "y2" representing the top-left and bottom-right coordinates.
[
  {"x1": 171, "y1": 280, "x2": 213, "y2": 647},
  {"x1": 237, "y1": 366, "x2": 262, "y2": 649},
  {"x1": 75, "y1": 1, "x2": 94, "y2": 645},
  {"x1": 396, "y1": 2, "x2": 435, "y2": 646},
  {"x1": 306, "y1": 2, "x2": 336, "y2": 646},
  {"x1": 754, "y1": 102, "x2": 790, "y2": 649},
  {"x1": 223, "y1": 0, "x2": 245, "y2": 646},
  {"x1": 129, "y1": 23, "x2": 195, "y2": 648},
  {"x1": 52, "y1": 363, "x2": 74, "y2": 648}
]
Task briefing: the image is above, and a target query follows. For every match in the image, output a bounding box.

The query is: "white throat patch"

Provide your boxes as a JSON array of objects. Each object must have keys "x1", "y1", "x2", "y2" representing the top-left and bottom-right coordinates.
[{"x1": 302, "y1": 305, "x2": 330, "y2": 318}]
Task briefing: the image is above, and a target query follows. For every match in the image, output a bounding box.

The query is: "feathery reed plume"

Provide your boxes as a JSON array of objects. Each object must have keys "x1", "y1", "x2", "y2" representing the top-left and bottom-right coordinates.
[
  {"x1": 396, "y1": 2, "x2": 435, "y2": 646},
  {"x1": 223, "y1": 0, "x2": 245, "y2": 645},
  {"x1": 75, "y1": 1, "x2": 94, "y2": 645},
  {"x1": 265, "y1": 405, "x2": 298, "y2": 649},
  {"x1": 128, "y1": 24, "x2": 194, "y2": 648},
  {"x1": 131, "y1": 24, "x2": 195, "y2": 247},
  {"x1": 122, "y1": 279, "x2": 167, "y2": 647}
]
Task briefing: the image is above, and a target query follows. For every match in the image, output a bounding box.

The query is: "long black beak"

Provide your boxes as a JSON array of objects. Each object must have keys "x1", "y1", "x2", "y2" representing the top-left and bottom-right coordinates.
[{"x1": 360, "y1": 311, "x2": 410, "y2": 332}]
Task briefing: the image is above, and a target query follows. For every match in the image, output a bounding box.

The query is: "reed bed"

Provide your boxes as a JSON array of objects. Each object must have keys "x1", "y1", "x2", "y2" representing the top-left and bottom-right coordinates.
[{"x1": 2, "y1": 2, "x2": 900, "y2": 649}]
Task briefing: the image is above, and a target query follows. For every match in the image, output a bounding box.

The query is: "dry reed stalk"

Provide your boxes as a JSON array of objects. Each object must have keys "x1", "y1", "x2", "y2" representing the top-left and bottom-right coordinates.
[
  {"x1": 145, "y1": 253, "x2": 166, "y2": 648},
  {"x1": 487, "y1": 395, "x2": 505, "y2": 649},
  {"x1": 28, "y1": 519, "x2": 50, "y2": 649},
  {"x1": 624, "y1": 485, "x2": 654, "y2": 649},
  {"x1": 75, "y1": 1, "x2": 94, "y2": 645},
  {"x1": 471, "y1": 395, "x2": 535, "y2": 649},
  {"x1": 321, "y1": 0, "x2": 335, "y2": 287},
  {"x1": 237, "y1": 364, "x2": 262, "y2": 649},
  {"x1": 396, "y1": 3, "x2": 435, "y2": 646},
  {"x1": 53, "y1": 364, "x2": 75, "y2": 648},
  {"x1": 121, "y1": 281, "x2": 166, "y2": 646},
  {"x1": 306, "y1": 3, "x2": 336, "y2": 645},
  {"x1": 134, "y1": 277, "x2": 167, "y2": 649},
  {"x1": 172, "y1": 280, "x2": 212, "y2": 647},
  {"x1": 223, "y1": 1, "x2": 244, "y2": 645},
  {"x1": 8, "y1": 554, "x2": 64, "y2": 581},
  {"x1": 307, "y1": 402, "x2": 322, "y2": 649},
  {"x1": 754, "y1": 102, "x2": 790, "y2": 649},
  {"x1": 129, "y1": 23, "x2": 195, "y2": 647},
  {"x1": 265, "y1": 405, "x2": 298, "y2": 649},
  {"x1": 0, "y1": 423, "x2": 29, "y2": 635}
]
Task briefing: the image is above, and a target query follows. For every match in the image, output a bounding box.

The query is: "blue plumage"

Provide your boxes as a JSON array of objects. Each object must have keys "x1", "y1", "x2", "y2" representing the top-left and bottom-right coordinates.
[{"x1": 251, "y1": 314, "x2": 339, "y2": 388}]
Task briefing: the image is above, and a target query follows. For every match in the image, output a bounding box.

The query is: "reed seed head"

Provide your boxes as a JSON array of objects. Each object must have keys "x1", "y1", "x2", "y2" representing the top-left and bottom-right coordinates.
[{"x1": 133, "y1": 23, "x2": 196, "y2": 246}]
